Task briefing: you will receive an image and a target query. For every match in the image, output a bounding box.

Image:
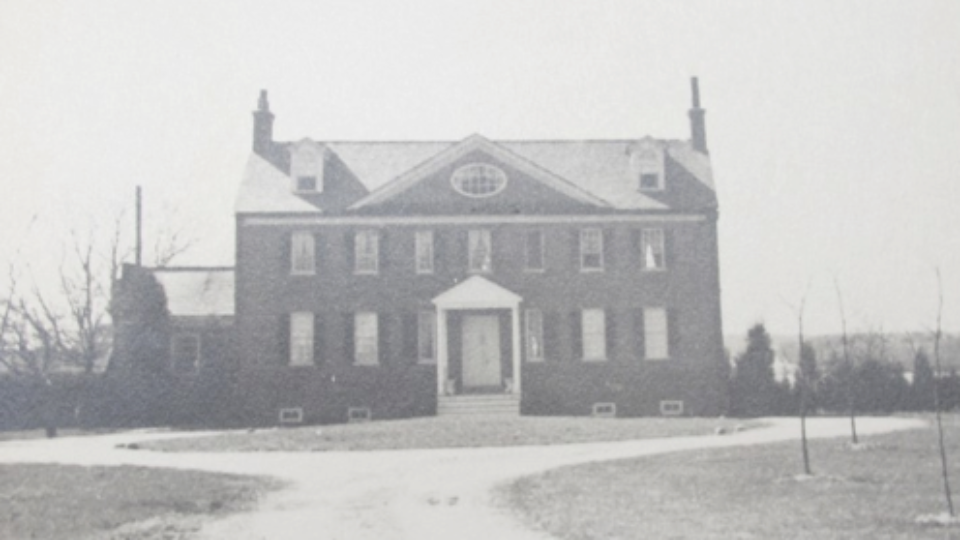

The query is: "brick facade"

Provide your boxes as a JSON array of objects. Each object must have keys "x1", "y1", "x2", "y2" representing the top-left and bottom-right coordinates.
[{"x1": 232, "y1": 80, "x2": 727, "y2": 424}]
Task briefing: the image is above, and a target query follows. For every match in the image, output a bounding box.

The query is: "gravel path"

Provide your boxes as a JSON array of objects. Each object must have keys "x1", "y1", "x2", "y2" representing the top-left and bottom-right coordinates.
[{"x1": 0, "y1": 416, "x2": 925, "y2": 539}]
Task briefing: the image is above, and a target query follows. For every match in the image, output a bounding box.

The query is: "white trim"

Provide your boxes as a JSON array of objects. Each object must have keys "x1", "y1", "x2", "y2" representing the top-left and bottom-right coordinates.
[
  {"x1": 279, "y1": 407, "x2": 304, "y2": 424},
  {"x1": 242, "y1": 213, "x2": 705, "y2": 227},
  {"x1": 581, "y1": 308, "x2": 607, "y2": 362},
  {"x1": 660, "y1": 400, "x2": 684, "y2": 416},
  {"x1": 592, "y1": 402, "x2": 617, "y2": 417},
  {"x1": 525, "y1": 309, "x2": 544, "y2": 362},
  {"x1": 290, "y1": 231, "x2": 316, "y2": 276},
  {"x1": 580, "y1": 228, "x2": 604, "y2": 272},
  {"x1": 415, "y1": 230, "x2": 435, "y2": 275}
]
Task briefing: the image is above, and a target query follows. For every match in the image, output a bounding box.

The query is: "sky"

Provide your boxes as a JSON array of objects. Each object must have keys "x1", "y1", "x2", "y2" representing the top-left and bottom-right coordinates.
[{"x1": 1, "y1": 0, "x2": 959, "y2": 338}]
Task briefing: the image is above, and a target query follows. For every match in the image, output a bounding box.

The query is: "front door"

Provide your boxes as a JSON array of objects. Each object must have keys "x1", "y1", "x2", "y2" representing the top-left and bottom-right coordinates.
[{"x1": 461, "y1": 315, "x2": 502, "y2": 388}]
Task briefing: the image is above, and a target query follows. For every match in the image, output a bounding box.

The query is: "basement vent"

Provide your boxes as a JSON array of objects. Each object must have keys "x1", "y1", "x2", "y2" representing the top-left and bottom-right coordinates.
[
  {"x1": 279, "y1": 407, "x2": 304, "y2": 424},
  {"x1": 591, "y1": 402, "x2": 617, "y2": 418},
  {"x1": 347, "y1": 407, "x2": 372, "y2": 423},
  {"x1": 660, "y1": 400, "x2": 684, "y2": 416}
]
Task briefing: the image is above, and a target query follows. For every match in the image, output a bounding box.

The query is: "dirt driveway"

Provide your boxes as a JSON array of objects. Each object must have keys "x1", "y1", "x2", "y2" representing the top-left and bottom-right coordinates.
[{"x1": 0, "y1": 416, "x2": 924, "y2": 539}]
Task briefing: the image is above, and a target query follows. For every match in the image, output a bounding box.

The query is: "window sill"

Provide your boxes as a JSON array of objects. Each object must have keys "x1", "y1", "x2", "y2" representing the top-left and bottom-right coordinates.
[
  {"x1": 353, "y1": 271, "x2": 379, "y2": 276},
  {"x1": 645, "y1": 356, "x2": 671, "y2": 362},
  {"x1": 640, "y1": 268, "x2": 667, "y2": 273},
  {"x1": 579, "y1": 267, "x2": 605, "y2": 273},
  {"x1": 416, "y1": 270, "x2": 435, "y2": 276},
  {"x1": 581, "y1": 357, "x2": 608, "y2": 362},
  {"x1": 523, "y1": 267, "x2": 546, "y2": 274},
  {"x1": 290, "y1": 271, "x2": 316, "y2": 277}
]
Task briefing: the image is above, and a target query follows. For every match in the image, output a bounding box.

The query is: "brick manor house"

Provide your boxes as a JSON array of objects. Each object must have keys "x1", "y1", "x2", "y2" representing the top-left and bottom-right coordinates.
[{"x1": 114, "y1": 79, "x2": 727, "y2": 424}]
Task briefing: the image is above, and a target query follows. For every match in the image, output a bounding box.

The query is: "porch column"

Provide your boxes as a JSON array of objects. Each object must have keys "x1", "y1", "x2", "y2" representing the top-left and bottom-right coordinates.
[
  {"x1": 436, "y1": 308, "x2": 448, "y2": 396},
  {"x1": 511, "y1": 304, "x2": 522, "y2": 395}
]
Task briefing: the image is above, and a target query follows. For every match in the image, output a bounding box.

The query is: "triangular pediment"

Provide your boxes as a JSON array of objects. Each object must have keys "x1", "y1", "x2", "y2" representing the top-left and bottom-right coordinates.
[
  {"x1": 432, "y1": 275, "x2": 522, "y2": 310},
  {"x1": 349, "y1": 135, "x2": 611, "y2": 210}
]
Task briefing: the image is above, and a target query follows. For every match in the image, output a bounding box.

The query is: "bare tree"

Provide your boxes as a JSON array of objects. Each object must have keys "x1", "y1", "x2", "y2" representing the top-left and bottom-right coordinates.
[
  {"x1": 834, "y1": 277, "x2": 858, "y2": 444},
  {"x1": 931, "y1": 268, "x2": 954, "y2": 517}
]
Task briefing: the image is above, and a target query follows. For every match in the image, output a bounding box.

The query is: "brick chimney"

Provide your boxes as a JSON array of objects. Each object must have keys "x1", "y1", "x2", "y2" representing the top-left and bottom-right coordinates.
[
  {"x1": 688, "y1": 77, "x2": 708, "y2": 154},
  {"x1": 252, "y1": 90, "x2": 274, "y2": 156}
]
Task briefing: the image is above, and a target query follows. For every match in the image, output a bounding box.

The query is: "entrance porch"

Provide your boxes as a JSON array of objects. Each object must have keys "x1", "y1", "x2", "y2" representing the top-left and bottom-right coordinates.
[{"x1": 432, "y1": 276, "x2": 523, "y2": 415}]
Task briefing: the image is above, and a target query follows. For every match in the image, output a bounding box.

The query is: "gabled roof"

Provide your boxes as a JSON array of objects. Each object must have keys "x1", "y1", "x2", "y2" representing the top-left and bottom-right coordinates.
[
  {"x1": 432, "y1": 275, "x2": 522, "y2": 309},
  {"x1": 153, "y1": 268, "x2": 234, "y2": 318},
  {"x1": 349, "y1": 134, "x2": 612, "y2": 210},
  {"x1": 237, "y1": 136, "x2": 713, "y2": 214}
]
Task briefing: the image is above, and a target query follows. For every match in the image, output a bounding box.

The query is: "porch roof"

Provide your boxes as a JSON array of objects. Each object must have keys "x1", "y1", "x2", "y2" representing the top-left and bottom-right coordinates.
[{"x1": 432, "y1": 275, "x2": 522, "y2": 310}]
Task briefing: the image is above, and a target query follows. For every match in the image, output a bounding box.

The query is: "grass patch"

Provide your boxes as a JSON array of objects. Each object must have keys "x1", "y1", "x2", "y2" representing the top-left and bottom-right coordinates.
[
  {"x1": 0, "y1": 464, "x2": 280, "y2": 540},
  {"x1": 142, "y1": 416, "x2": 758, "y2": 452},
  {"x1": 504, "y1": 414, "x2": 960, "y2": 539}
]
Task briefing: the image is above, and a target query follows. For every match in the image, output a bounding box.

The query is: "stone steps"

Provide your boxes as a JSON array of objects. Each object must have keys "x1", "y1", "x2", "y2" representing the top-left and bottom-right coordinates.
[{"x1": 437, "y1": 394, "x2": 520, "y2": 416}]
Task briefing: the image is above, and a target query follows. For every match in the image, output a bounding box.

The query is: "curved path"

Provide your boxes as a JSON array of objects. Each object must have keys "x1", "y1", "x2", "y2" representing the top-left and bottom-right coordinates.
[{"x1": 0, "y1": 417, "x2": 924, "y2": 539}]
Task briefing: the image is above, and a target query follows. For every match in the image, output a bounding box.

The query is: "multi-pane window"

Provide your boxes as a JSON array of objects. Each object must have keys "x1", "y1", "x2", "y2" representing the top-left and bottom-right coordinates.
[
  {"x1": 417, "y1": 311, "x2": 436, "y2": 363},
  {"x1": 641, "y1": 229, "x2": 665, "y2": 271},
  {"x1": 468, "y1": 229, "x2": 492, "y2": 273},
  {"x1": 451, "y1": 163, "x2": 508, "y2": 197},
  {"x1": 581, "y1": 309, "x2": 606, "y2": 361},
  {"x1": 415, "y1": 230, "x2": 434, "y2": 274},
  {"x1": 355, "y1": 230, "x2": 379, "y2": 274},
  {"x1": 644, "y1": 307, "x2": 669, "y2": 360},
  {"x1": 525, "y1": 309, "x2": 544, "y2": 362},
  {"x1": 580, "y1": 228, "x2": 604, "y2": 271},
  {"x1": 290, "y1": 312, "x2": 314, "y2": 366},
  {"x1": 290, "y1": 231, "x2": 315, "y2": 275},
  {"x1": 354, "y1": 312, "x2": 379, "y2": 365},
  {"x1": 171, "y1": 333, "x2": 200, "y2": 373},
  {"x1": 524, "y1": 230, "x2": 545, "y2": 272}
]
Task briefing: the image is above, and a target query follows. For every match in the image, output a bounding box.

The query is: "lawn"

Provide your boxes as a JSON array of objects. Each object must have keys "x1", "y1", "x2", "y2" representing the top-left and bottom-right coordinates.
[
  {"x1": 141, "y1": 416, "x2": 759, "y2": 452},
  {"x1": 0, "y1": 464, "x2": 280, "y2": 540},
  {"x1": 503, "y1": 414, "x2": 960, "y2": 540}
]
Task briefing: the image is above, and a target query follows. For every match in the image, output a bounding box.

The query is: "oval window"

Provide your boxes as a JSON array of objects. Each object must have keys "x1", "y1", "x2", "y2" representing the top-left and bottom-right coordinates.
[{"x1": 451, "y1": 164, "x2": 508, "y2": 197}]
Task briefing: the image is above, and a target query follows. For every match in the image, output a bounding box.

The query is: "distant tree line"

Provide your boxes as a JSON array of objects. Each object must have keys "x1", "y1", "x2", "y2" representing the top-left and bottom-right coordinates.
[{"x1": 728, "y1": 323, "x2": 960, "y2": 417}]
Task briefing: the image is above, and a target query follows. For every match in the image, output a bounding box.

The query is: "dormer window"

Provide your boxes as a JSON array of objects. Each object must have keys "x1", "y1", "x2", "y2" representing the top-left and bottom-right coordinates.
[
  {"x1": 289, "y1": 139, "x2": 326, "y2": 193},
  {"x1": 631, "y1": 140, "x2": 665, "y2": 192}
]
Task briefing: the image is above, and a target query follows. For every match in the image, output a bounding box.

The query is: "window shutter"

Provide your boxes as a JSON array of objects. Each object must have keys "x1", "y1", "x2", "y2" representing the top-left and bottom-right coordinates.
[
  {"x1": 313, "y1": 232, "x2": 322, "y2": 275},
  {"x1": 403, "y1": 312, "x2": 418, "y2": 363},
  {"x1": 668, "y1": 309, "x2": 680, "y2": 359},
  {"x1": 281, "y1": 233, "x2": 292, "y2": 274},
  {"x1": 603, "y1": 229, "x2": 614, "y2": 269},
  {"x1": 433, "y1": 231, "x2": 445, "y2": 275},
  {"x1": 663, "y1": 229, "x2": 673, "y2": 270},
  {"x1": 459, "y1": 229, "x2": 469, "y2": 272},
  {"x1": 634, "y1": 308, "x2": 645, "y2": 359},
  {"x1": 570, "y1": 311, "x2": 583, "y2": 361},
  {"x1": 605, "y1": 309, "x2": 616, "y2": 361},
  {"x1": 378, "y1": 230, "x2": 388, "y2": 272},
  {"x1": 345, "y1": 230, "x2": 355, "y2": 272},
  {"x1": 571, "y1": 229, "x2": 581, "y2": 268},
  {"x1": 313, "y1": 313, "x2": 323, "y2": 365},
  {"x1": 279, "y1": 313, "x2": 290, "y2": 365},
  {"x1": 378, "y1": 312, "x2": 389, "y2": 366},
  {"x1": 542, "y1": 311, "x2": 558, "y2": 362},
  {"x1": 343, "y1": 312, "x2": 355, "y2": 364},
  {"x1": 632, "y1": 229, "x2": 642, "y2": 269}
]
